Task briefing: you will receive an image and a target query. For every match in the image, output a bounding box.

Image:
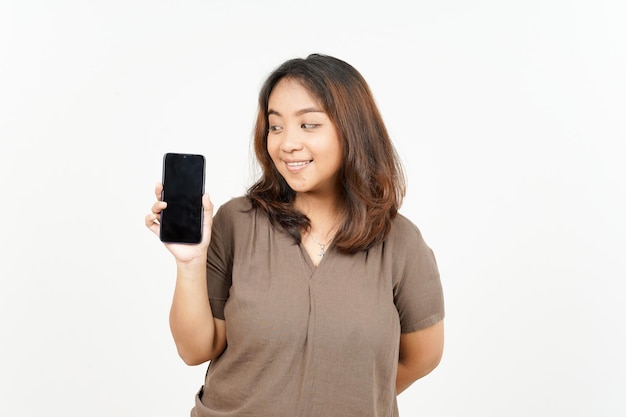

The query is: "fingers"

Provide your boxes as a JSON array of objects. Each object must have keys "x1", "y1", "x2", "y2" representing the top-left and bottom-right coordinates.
[
  {"x1": 146, "y1": 188, "x2": 214, "y2": 246},
  {"x1": 146, "y1": 196, "x2": 167, "y2": 235},
  {"x1": 151, "y1": 200, "x2": 167, "y2": 215},
  {"x1": 145, "y1": 212, "x2": 162, "y2": 237},
  {"x1": 154, "y1": 182, "x2": 163, "y2": 201},
  {"x1": 145, "y1": 212, "x2": 159, "y2": 228},
  {"x1": 202, "y1": 193, "x2": 214, "y2": 215},
  {"x1": 200, "y1": 193, "x2": 214, "y2": 246}
]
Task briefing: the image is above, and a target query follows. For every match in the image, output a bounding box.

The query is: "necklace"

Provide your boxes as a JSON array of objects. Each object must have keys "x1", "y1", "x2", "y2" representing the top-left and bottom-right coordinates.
[{"x1": 310, "y1": 233, "x2": 332, "y2": 257}]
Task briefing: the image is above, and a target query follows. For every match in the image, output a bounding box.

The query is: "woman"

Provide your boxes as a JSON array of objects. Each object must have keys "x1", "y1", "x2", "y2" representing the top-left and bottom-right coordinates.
[{"x1": 146, "y1": 53, "x2": 445, "y2": 417}]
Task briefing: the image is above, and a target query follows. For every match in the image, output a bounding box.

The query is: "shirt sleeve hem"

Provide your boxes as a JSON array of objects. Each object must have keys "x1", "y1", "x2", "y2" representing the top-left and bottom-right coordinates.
[{"x1": 401, "y1": 312, "x2": 445, "y2": 334}]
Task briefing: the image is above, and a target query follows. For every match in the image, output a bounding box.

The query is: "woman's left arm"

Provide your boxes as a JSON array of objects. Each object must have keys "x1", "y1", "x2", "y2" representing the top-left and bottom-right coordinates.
[{"x1": 396, "y1": 320, "x2": 445, "y2": 394}]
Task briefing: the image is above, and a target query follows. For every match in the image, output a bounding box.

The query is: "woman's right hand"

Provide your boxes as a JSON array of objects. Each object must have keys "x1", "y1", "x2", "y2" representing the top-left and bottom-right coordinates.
[
  {"x1": 145, "y1": 182, "x2": 214, "y2": 264},
  {"x1": 147, "y1": 183, "x2": 226, "y2": 364}
]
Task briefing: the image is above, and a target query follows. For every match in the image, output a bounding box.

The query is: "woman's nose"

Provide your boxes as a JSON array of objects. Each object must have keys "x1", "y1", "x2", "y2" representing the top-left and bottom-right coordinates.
[{"x1": 280, "y1": 127, "x2": 304, "y2": 152}]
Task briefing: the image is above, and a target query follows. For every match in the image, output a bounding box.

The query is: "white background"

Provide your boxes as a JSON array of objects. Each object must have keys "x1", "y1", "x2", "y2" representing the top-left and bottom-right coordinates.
[{"x1": 1, "y1": 1, "x2": 625, "y2": 416}]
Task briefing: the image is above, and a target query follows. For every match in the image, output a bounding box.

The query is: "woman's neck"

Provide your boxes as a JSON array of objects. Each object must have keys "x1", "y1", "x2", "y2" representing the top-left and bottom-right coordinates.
[{"x1": 295, "y1": 193, "x2": 342, "y2": 238}]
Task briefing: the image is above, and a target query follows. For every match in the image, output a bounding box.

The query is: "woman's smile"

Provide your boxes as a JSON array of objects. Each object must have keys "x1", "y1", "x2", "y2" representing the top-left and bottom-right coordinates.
[{"x1": 284, "y1": 159, "x2": 313, "y2": 173}]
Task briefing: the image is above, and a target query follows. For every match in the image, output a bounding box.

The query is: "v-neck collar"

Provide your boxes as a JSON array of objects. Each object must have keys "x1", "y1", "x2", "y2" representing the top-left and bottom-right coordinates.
[{"x1": 298, "y1": 242, "x2": 334, "y2": 282}]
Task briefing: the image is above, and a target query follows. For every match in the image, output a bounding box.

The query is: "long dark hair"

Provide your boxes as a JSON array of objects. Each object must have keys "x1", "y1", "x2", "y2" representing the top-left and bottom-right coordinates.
[{"x1": 247, "y1": 54, "x2": 406, "y2": 253}]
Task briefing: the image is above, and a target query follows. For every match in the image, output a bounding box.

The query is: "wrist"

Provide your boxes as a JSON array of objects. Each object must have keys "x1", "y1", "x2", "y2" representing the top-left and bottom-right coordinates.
[{"x1": 175, "y1": 256, "x2": 206, "y2": 272}]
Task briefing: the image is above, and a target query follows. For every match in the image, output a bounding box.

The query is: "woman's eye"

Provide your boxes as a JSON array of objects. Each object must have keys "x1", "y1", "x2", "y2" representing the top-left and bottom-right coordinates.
[
  {"x1": 268, "y1": 125, "x2": 283, "y2": 133},
  {"x1": 301, "y1": 123, "x2": 319, "y2": 129}
]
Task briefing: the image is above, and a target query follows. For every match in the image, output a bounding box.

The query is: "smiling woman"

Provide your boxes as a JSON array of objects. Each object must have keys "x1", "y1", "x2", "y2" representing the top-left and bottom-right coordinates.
[
  {"x1": 146, "y1": 53, "x2": 444, "y2": 417},
  {"x1": 250, "y1": 54, "x2": 408, "y2": 255}
]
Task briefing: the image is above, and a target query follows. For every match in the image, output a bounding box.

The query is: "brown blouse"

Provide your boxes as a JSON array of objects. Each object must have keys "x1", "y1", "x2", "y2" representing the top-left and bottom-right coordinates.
[{"x1": 191, "y1": 197, "x2": 444, "y2": 417}]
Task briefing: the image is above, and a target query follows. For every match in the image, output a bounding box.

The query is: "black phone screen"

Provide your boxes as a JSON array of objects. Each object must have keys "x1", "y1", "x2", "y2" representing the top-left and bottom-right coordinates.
[{"x1": 160, "y1": 153, "x2": 205, "y2": 244}]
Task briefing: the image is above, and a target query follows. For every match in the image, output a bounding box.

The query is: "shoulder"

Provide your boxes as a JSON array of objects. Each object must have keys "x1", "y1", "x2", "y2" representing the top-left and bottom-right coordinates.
[
  {"x1": 215, "y1": 195, "x2": 253, "y2": 217},
  {"x1": 212, "y1": 196, "x2": 255, "y2": 233},
  {"x1": 386, "y1": 213, "x2": 429, "y2": 250},
  {"x1": 384, "y1": 213, "x2": 439, "y2": 277}
]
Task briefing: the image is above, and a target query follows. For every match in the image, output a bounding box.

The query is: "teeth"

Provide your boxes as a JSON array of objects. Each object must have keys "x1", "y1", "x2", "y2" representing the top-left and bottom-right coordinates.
[{"x1": 287, "y1": 161, "x2": 310, "y2": 167}]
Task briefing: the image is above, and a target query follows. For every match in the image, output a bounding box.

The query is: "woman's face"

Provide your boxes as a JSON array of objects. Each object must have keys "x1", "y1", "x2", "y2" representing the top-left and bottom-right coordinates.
[{"x1": 267, "y1": 78, "x2": 343, "y2": 197}]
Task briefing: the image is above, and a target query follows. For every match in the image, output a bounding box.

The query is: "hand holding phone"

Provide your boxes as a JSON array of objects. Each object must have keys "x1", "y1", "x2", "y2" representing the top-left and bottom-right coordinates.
[{"x1": 159, "y1": 153, "x2": 205, "y2": 244}]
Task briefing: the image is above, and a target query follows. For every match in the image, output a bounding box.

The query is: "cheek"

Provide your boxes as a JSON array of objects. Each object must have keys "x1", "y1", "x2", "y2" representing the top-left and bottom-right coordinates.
[
  {"x1": 266, "y1": 139, "x2": 281, "y2": 164},
  {"x1": 328, "y1": 140, "x2": 344, "y2": 169}
]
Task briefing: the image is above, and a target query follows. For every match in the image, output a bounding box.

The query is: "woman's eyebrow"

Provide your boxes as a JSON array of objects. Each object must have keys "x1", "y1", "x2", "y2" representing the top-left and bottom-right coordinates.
[
  {"x1": 268, "y1": 107, "x2": 324, "y2": 117},
  {"x1": 296, "y1": 107, "x2": 324, "y2": 116}
]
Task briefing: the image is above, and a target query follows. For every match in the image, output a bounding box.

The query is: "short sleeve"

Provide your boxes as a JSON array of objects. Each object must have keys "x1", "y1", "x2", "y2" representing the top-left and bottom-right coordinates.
[
  {"x1": 392, "y1": 217, "x2": 445, "y2": 333},
  {"x1": 206, "y1": 201, "x2": 235, "y2": 320}
]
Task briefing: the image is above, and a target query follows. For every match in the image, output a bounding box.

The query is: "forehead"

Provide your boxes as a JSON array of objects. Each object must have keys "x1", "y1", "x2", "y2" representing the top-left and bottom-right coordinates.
[{"x1": 267, "y1": 78, "x2": 321, "y2": 112}]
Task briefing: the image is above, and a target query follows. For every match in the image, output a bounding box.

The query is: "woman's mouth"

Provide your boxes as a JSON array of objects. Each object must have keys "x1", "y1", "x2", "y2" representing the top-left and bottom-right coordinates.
[{"x1": 285, "y1": 160, "x2": 312, "y2": 172}]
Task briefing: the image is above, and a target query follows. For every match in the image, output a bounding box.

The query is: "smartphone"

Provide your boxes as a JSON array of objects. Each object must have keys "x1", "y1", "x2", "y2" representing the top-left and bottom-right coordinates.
[{"x1": 159, "y1": 153, "x2": 205, "y2": 244}]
